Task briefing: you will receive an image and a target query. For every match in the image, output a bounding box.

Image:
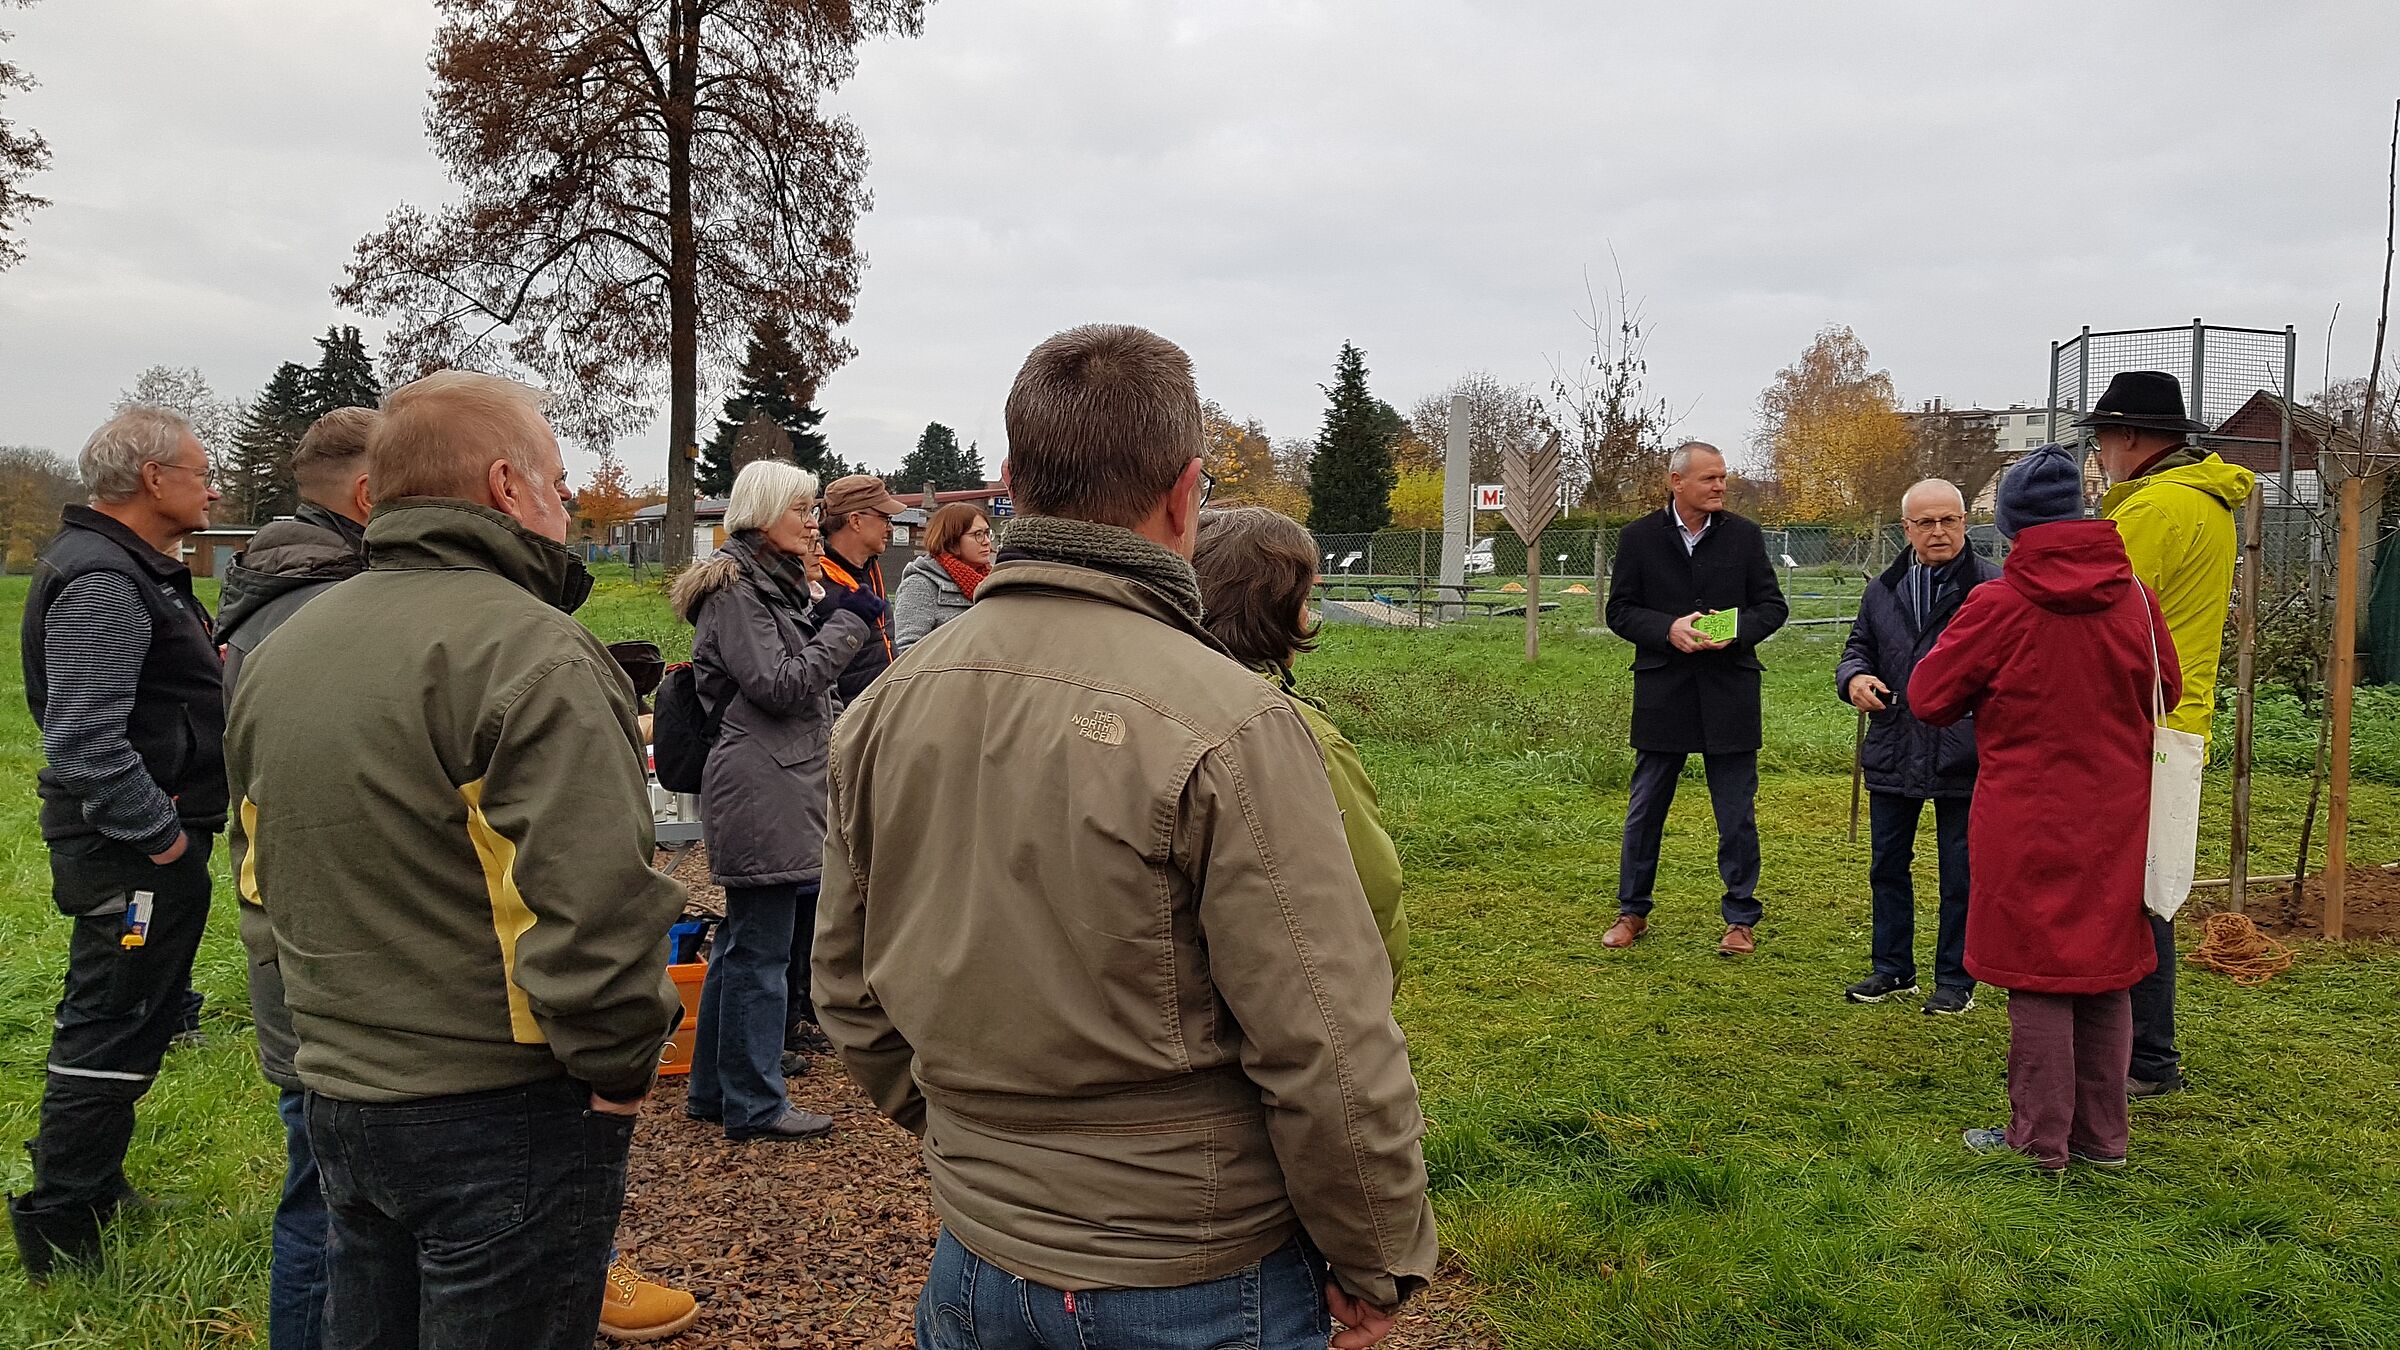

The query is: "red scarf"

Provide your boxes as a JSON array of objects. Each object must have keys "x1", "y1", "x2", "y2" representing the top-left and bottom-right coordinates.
[{"x1": 936, "y1": 551, "x2": 990, "y2": 601}]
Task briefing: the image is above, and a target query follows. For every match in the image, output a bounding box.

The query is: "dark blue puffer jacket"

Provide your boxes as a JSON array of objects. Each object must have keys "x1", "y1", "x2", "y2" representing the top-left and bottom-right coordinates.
[{"x1": 1834, "y1": 549, "x2": 2001, "y2": 799}]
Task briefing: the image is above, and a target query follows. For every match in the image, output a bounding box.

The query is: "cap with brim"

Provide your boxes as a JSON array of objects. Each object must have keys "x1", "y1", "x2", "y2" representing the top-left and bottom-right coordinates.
[{"x1": 823, "y1": 474, "x2": 909, "y2": 518}]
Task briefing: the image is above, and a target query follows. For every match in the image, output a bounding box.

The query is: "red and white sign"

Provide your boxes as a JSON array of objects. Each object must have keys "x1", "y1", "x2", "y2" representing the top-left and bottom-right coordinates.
[{"x1": 1474, "y1": 484, "x2": 1506, "y2": 511}]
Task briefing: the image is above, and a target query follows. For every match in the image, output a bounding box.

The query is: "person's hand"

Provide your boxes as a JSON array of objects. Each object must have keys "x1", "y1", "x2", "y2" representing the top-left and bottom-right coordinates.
[
  {"x1": 816, "y1": 584, "x2": 887, "y2": 626},
  {"x1": 1847, "y1": 674, "x2": 1891, "y2": 712},
  {"x1": 1325, "y1": 1282, "x2": 1398, "y2": 1349},
  {"x1": 1670, "y1": 612, "x2": 1727, "y2": 653},
  {"x1": 148, "y1": 832, "x2": 189, "y2": 866},
  {"x1": 590, "y1": 1090, "x2": 646, "y2": 1117}
]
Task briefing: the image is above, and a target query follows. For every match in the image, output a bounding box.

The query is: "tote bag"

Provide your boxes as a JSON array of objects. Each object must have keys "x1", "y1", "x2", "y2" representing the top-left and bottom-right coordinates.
[{"x1": 2145, "y1": 613, "x2": 2206, "y2": 921}]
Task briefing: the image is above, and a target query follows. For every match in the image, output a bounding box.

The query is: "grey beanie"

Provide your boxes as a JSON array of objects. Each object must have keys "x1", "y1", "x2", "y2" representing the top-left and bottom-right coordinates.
[{"x1": 1995, "y1": 443, "x2": 2084, "y2": 539}]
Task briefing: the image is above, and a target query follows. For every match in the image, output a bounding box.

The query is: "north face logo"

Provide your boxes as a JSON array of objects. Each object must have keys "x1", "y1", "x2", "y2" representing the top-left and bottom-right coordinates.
[{"x1": 1073, "y1": 710, "x2": 1126, "y2": 746}]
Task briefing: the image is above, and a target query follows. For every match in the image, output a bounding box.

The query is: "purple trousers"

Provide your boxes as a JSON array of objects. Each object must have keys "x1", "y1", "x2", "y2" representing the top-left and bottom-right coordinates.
[{"x1": 2004, "y1": 989, "x2": 2133, "y2": 1169}]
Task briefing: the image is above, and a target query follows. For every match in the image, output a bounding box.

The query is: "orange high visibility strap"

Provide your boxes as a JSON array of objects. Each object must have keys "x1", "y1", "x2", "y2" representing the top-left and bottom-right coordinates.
[{"x1": 817, "y1": 556, "x2": 893, "y2": 658}]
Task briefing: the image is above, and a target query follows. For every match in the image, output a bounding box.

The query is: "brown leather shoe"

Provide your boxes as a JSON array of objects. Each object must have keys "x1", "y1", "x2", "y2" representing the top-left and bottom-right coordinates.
[
  {"x1": 1602, "y1": 915, "x2": 1647, "y2": 948},
  {"x1": 1719, "y1": 924, "x2": 1756, "y2": 956}
]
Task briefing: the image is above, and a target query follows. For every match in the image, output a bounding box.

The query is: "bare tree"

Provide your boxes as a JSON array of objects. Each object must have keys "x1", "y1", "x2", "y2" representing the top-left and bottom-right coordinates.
[
  {"x1": 0, "y1": 0, "x2": 49, "y2": 273},
  {"x1": 1904, "y1": 406, "x2": 2009, "y2": 512},
  {"x1": 337, "y1": 0, "x2": 930, "y2": 567},
  {"x1": 1542, "y1": 264, "x2": 1680, "y2": 513},
  {"x1": 0, "y1": 443, "x2": 77, "y2": 567},
  {"x1": 1406, "y1": 372, "x2": 1542, "y2": 485},
  {"x1": 113, "y1": 365, "x2": 240, "y2": 457}
]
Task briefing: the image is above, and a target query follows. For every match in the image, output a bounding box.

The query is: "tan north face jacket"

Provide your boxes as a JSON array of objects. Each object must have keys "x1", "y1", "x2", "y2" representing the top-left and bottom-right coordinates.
[{"x1": 814, "y1": 557, "x2": 1438, "y2": 1307}]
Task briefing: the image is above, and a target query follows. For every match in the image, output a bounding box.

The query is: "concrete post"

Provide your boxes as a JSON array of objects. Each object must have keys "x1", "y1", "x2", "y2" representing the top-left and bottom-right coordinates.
[{"x1": 1439, "y1": 394, "x2": 1469, "y2": 618}]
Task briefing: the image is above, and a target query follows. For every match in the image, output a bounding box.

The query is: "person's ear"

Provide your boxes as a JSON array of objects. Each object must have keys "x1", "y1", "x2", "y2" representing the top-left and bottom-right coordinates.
[
  {"x1": 1163, "y1": 457, "x2": 1204, "y2": 540},
  {"x1": 486, "y1": 457, "x2": 518, "y2": 518},
  {"x1": 352, "y1": 472, "x2": 374, "y2": 520}
]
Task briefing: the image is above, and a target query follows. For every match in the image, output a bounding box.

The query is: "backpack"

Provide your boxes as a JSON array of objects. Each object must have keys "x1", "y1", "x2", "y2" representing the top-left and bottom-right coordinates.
[{"x1": 652, "y1": 662, "x2": 721, "y2": 793}]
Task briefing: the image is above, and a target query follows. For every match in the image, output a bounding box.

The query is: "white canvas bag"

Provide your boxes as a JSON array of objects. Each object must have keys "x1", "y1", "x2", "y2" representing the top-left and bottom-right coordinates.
[{"x1": 2144, "y1": 608, "x2": 2206, "y2": 921}]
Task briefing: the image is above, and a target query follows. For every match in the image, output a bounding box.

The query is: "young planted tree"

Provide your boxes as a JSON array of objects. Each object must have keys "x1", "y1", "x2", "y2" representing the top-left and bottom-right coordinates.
[
  {"x1": 1546, "y1": 268, "x2": 1678, "y2": 513},
  {"x1": 895, "y1": 421, "x2": 982, "y2": 492},
  {"x1": 0, "y1": 0, "x2": 49, "y2": 272},
  {"x1": 699, "y1": 318, "x2": 833, "y2": 494},
  {"x1": 1307, "y1": 343, "x2": 1398, "y2": 535},
  {"x1": 1756, "y1": 326, "x2": 1914, "y2": 523},
  {"x1": 337, "y1": 0, "x2": 930, "y2": 568}
]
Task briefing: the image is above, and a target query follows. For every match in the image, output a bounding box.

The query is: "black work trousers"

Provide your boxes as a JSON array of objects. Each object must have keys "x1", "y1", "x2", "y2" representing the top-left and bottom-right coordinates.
[{"x1": 24, "y1": 835, "x2": 214, "y2": 1215}]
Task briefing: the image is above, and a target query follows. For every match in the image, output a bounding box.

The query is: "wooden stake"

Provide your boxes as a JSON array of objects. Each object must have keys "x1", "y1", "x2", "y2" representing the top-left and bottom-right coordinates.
[
  {"x1": 1525, "y1": 547, "x2": 1541, "y2": 662},
  {"x1": 2228, "y1": 490, "x2": 2263, "y2": 912},
  {"x1": 2325, "y1": 475, "x2": 2362, "y2": 938},
  {"x1": 1848, "y1": 707, "x2": 1866, "y2": 843}
]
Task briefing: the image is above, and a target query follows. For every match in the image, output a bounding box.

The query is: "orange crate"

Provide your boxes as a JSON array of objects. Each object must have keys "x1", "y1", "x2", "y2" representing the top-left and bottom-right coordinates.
[{"x1": 655, "y1": 961, "x2": 707, "y2": 1078}]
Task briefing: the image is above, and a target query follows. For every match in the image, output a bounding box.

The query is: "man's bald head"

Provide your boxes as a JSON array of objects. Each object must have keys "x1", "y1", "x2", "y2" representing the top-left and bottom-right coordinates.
[{"x1": 1900, "y1": 478, "x2": 1967, "y2": 566}]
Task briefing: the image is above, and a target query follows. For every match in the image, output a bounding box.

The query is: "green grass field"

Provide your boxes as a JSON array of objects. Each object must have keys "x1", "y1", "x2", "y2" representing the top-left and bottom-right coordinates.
[{"x1": 4, "y1": 567, "x2": 2397, "y2": 1347}]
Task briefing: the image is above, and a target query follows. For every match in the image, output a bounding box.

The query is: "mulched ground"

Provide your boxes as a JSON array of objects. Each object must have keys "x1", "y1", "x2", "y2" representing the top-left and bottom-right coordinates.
[
  {"x1": 608, "y1": 846, "x2": 1493, "y2": 1348},
  {"x1": 2203, "y1": 864, "x2": 2400, "y2": 942}
]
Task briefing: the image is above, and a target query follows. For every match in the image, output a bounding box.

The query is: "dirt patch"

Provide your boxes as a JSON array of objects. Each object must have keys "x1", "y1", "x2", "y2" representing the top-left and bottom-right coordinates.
[
  {"x1": 610, "y1": 847, "x2": 1495, "y2": 1348},
  {"x1": 2194, "y1": 865, "x2": 2400, "y2": 942}
]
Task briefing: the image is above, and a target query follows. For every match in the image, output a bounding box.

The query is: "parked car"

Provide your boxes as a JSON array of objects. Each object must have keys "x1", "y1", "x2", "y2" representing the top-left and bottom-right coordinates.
[{"x1": 1463, "y1": 537, "x2": 1495, "y2": 575}]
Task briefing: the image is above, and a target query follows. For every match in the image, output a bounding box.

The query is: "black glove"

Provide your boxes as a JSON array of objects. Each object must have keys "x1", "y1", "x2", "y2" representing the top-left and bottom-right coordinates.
[{"x1": 815, "y1": 584, "x2": 887, "y2": 626}]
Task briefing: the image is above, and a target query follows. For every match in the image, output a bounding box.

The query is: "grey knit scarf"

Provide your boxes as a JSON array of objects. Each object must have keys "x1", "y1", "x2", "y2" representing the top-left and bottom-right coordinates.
[{"x1": 997, "y1": 514, "x2": 1205, "y2": 627}]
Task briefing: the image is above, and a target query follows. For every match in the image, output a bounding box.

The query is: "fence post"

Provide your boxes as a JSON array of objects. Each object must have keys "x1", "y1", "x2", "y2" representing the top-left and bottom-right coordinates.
[{"x1": 2189, "y1": 317, "x2": 2207, "y2": 425}]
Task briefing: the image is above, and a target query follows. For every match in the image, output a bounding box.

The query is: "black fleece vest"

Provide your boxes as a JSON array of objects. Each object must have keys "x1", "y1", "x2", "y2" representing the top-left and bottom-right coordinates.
[{"x1": 23, "y1": 505, "x2": 229, "y2": 840}]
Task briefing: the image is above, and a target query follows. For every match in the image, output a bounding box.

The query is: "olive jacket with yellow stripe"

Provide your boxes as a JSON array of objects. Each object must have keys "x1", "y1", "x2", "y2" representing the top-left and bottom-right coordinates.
[{"x1": 225, "y1": 499, "x2": 684, "y2": 1104}]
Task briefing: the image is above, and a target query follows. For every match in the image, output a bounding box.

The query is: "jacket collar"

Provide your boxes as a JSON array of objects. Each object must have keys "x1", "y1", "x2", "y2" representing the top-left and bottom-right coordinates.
[
  {"x1": 363, "y1": 497, "x2": 594, "y2": 614},
  {"x1": 978, "y1": 557, "x2": 1219, "y2": 649},
  {"x1": 295, "y1": 500, "x2": 369, "y2": 554},
  {"x1": 60, "y1": 503, "x2": 190, "y2": 582}
]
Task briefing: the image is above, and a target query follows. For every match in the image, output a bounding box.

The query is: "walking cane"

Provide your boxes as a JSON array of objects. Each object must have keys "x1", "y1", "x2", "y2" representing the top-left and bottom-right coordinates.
[{"x1": 1847, "y1": 706, "x2": 1866, "y2": 843}]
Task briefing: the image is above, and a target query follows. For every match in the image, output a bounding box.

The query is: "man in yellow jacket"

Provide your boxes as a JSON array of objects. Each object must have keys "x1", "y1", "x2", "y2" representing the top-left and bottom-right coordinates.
[{"x1": 2082, "y1": 370, "x2": 2255, "y2": 1101}]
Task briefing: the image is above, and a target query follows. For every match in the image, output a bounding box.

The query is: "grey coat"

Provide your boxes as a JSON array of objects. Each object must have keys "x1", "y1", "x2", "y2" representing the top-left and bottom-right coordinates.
[
  {"x1": 892, "y1": 554, "x2": 975, "y2": 654},
  {"x1": 676, "y1": 553, "x2": 869, "y2": 889}
]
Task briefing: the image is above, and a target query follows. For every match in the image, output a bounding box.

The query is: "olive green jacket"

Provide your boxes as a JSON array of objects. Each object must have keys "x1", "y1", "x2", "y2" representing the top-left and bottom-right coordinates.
[
  {"x1": 1274, "y1": 673, "x2": 1406, "y2": 985},
  {"x1": 226, "y1": 500, "x2": 684, "y2": 1104},
  {"x1": 815, "y1": 557, "x2": 1437, "y2": 1308}
]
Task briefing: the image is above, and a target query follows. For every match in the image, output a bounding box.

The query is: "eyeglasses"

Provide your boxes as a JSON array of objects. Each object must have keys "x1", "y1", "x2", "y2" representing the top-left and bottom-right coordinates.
[
  {"x1": 1905, "y1": 514, "x2": 1966, "y2": 531},
  {"x1": 964, "y1": 527, "x2": 994, "y2": 542},
  {"x1": 152, "y1": 460, "x2": 214, "y2": 487},
  {"x1": 1200, "y1": 468, "x2": 1217, "y2": 506}
]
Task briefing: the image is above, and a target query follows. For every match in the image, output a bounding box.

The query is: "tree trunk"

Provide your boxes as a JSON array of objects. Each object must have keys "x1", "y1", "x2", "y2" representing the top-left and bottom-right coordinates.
[{"x1": 662, "y1": 0, "x2": 701, "y2": 570}]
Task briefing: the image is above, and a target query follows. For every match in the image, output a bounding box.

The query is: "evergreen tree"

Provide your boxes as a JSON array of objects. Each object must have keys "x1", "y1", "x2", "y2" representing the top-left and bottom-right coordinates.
[
  {"x1": 893, "y1": 422, "x2": 983, "y2": 492},
  {"x1": 1306, "y1": 342, "x2": 1397, "y2": 534},
  {"x1": 309, "y1": 325, "x2": 381, "y2": 414},
  {"x1": 227, "y1": 363, "x2": 313, "y2": 523},
  {"x1": 699, "y1": 319, "x2": 833, "y2": 494}
]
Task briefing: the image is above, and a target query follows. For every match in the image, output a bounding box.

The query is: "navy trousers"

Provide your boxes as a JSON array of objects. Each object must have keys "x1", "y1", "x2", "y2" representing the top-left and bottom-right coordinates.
[
  {"x1": 1866, "y1": 792, "x2": 1973, "y2": 993},
  {"x1": 1617, "y1": 750, "x2": 1762, "y2": 927}
]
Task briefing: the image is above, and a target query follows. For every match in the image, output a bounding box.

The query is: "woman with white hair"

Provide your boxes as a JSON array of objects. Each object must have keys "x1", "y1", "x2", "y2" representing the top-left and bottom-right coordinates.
[{"x1": 670, "y1": 460, "x2": 886, "y2": 1142}]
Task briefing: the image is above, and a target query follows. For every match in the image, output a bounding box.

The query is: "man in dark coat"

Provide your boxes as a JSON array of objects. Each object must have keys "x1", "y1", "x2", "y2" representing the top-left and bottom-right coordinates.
[
  {"x1": 1603, "y1": 441, "x2": 1789, "y2": 955},
  {"x1": 1834, "y1": 478, "x2": 2000, "y2": 1015}
]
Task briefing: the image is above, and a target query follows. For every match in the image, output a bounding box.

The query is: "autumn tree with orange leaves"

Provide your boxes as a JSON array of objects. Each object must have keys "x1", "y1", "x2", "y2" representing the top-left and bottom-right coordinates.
[
  {"x1": 337, "y1": 0, "x2": 929, "y2": 568},
  {"x1": 1756, "y1": 326, "x2": 1915, "y2": 523}
]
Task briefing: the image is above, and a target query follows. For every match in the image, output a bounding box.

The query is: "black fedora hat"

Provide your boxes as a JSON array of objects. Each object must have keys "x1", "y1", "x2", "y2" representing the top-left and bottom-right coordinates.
[{"x1": 2073, "y1": 370, "x2": 2208, "y2": 435}]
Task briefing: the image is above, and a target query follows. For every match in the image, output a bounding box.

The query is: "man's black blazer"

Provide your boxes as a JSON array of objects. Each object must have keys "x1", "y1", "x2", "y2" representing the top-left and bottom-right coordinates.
[{"x1": 1604, "y1": 506, "x2": 1790, "y2": 754}]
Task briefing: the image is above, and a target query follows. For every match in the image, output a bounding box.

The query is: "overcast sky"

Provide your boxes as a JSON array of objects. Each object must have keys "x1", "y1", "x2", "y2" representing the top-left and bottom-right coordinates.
[{"x1": 3, "y1": 0, "x2": 2396, "y2": 483}]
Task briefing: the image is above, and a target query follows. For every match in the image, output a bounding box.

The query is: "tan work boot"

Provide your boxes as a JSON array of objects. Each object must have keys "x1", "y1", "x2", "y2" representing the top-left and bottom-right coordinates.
[
  {"x1": 599, "y1": 1259, "x2": 699, "y2": 1342},
  {"x1": 1602, "y1": 915, "x2": 1647, "y2": 948}
]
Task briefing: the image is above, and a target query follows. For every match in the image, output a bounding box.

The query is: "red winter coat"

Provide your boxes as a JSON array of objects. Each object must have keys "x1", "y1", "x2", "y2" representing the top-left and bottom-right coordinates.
[{"x1": 1909, "y1": 521, "x2": 2181, "y2": 995}]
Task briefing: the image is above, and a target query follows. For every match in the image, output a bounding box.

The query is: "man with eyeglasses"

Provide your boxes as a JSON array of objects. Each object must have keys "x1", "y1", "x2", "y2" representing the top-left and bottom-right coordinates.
[
  {"x1": 816, "y1": 474, "x2": 907, "y2": 702},
  {"x1": 12, "y1": 407, "x2": 225, "y2": 1280},
  {"x1": 1835, "y1": 479, "x2": 2000, "y2": 1016}
]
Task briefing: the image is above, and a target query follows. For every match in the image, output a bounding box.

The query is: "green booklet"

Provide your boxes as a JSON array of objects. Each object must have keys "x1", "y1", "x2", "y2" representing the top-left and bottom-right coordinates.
[{"x1": 1694, "y1": 609, "x2": 1738, "y2": 643}]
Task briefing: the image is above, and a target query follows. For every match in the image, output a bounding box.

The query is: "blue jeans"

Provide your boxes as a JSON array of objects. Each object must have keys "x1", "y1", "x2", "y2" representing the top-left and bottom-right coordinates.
[
  {"x1": 915, "y1": 1229, "x2": 1332, "y2": 1350},
  {"x1": 272, "y1": 1087, "x2": 329, "y2": 1350},
  {"x1": 307, "y1": 1078, "x2": 630, "y2": 1350},
  {"x1": 688, "y1": 883, "x2": 800, "y2": 1131},
  {"x1": 1617, "y1": 750, "x2": 1763, "y2": 927},
  {"x1": 1866, "y1": 792, "x2": 1973, "y2": 993}
]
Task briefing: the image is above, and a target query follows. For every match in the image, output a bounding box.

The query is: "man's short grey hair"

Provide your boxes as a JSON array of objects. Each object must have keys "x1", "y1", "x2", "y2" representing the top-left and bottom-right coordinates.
[
  {"x1": 1669, "y1": 440, "x2": 1723, "y2": 475},
  {"x1": 80, "y1": 406, "x2": 198, "y2": 503},
  {"x1": 723, "y1": 460, "x2": 820, "y2": 534},
  {"x1": 1901, "y1": 478, "x2": 1966, "y2": 517}
]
